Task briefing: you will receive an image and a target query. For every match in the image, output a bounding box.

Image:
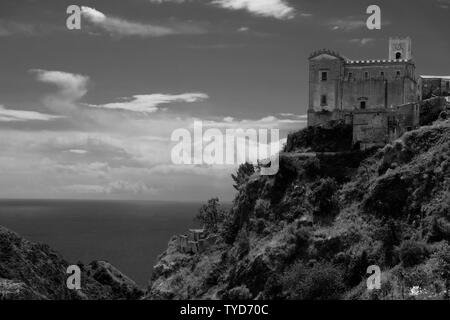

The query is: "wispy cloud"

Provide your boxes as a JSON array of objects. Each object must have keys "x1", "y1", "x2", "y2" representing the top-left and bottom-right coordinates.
[
  {"x1": 81, "y1": 6, "x2": 205, "y2": 37},
  {"x1": 211, "y1": 0, "x2": 295, "y2": 19},
  {"x1": 32, "y1": 69, "x2": 89, "y2": 102},
  {"x1": 0, "y1": 105, "x2": 62, "y2": 122},
  {"x1": 330, "y1": 16, "x2": 390, "y2": 31},
  {"x1": 349, "y1": 38, "x2": 376, "y2": 46},
  {"x1": 60, "y1": 180, "x2": 151, "y2": 195},
  {"x1": 150, "y1": 0, "x2": 296, "y2": 19},
  {"x1": 330, "y1": 18, "x2": 366, "y2": 32},
  {"x1": 201, "y1": 113, "x2": 307, "y2": 129},
  {"x1": 68, "y1": 149, "x2": 88, "y2": 154},
  {"x1": 29, "y1": 69, "x2": 92, "y2": 120},
  {"x1": 86, "y1": 93, "x2": 208, "y2": 112},
  {"x1": 437, "y1": 0, "x2": 450, "y2": 9},
  {"x1": 0, "y1": 20, "x2": 36, "y2": 37}
]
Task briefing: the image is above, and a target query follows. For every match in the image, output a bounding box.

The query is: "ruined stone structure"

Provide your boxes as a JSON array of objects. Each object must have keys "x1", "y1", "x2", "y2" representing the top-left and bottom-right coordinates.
[
  {"x1": 175, "y1": 228, "x2": 218, "y2": 254},
  {"x1": 307, "y1": 37, "x2": 422, "y2": 149}
]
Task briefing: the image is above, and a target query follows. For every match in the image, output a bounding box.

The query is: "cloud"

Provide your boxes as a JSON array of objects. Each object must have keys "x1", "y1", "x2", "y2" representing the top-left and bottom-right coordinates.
[
  {"x1": 212, "y1": 0, "x2": 295, "y2": 19},
  {"x1": 81, "y1": 6, "x2": 205, "y2": 37},
  {"x1": 150, "y1": 0, "x2": 298, "y2": 19},
  {"x1": 438, "y1": 0, "x2": 450, "y2": 9},
  {"x1": 0, "y1": 105, "x2": 62, "y2": 122},
  {"x1": 330, "y1": 16, "x2": 391, "y2": 32},
  {"x1": 60, "y1": 180, "x2": 151, "y2": 195},
  {"x1": 0, "y1": 20, "x2": 36, "y2": 37},
  {"x1": 31, "y1": 69, "x2": 89, "y2": 102},
  {"x1": 68, "y1": 149, "x2": 88, "y2": 154},
  {"x1": 202, "y1": 113, "x2": 307, "y2": 129},
  {"x1": 330, "y1": 18, "x2": 366, "y2": 32},
  {"x1": 349, "y1": 38, "x2": 376, "y2": 46},
  {"x1": 86, "y1": 93, "x2": 209, "y2": 112}
]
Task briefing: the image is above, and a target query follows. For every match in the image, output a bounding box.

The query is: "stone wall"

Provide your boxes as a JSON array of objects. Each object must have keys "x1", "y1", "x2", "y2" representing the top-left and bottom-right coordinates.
[
  {"x1": 420, "y1": 78, "x2": 450, "y2": 100},
  {"x1": 352, "y1": 109, "x2": 390, "y2": 150},
  {"x1": 175, "y1": 229, "x2": 219, "y2": 254},
  {"x1": 308, "y1": 52, "x2": 345, "y2": 113},
  {"x1": 341, "y1": 62, "x2": 417, "y2": 110}
]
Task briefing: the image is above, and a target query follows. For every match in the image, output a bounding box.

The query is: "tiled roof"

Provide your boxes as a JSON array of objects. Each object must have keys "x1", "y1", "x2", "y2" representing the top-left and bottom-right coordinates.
[{"x1": 309, "y1": 49, "x2": 344, "y2": 60}]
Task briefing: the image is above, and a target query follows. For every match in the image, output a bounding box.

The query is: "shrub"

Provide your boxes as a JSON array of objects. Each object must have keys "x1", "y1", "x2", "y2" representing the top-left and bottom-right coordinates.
[
  {"x1": 262, "y1": 274, "x2": 284, "y2": 299},
  {"x1": 283, "y1": 261, "x2": 345, "y2": 300},
  {"x1": 235, "y1": 226, "x2": 250, "y2": 258},
  {"x1": 284, "y1": 123, "x2": 353, "y2": 153},
  {"x1": 303, "y1": 157, "x2": 321, "y2": 179},
  {"x1": 310, "y1": 178, "x2": 339, "y2": 219},
  {"x1": 224, "y1": 285, "x2": 252, "y2": 300},
  {"x1": 399, "y1": 240, "x2": 428, "y2": 267},
  {"x1": 231, "y1": 162, "x2": 254, "y2": 190},
  {"x1": 293, "y1": 226, "x2": 311, "y2": 254},
  {"x1": 195, "y1": 198, "x2": 226, "y2": 233}
]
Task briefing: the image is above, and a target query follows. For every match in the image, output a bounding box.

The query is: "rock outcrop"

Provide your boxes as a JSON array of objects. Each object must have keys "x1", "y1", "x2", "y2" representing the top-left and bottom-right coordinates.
[{"x1": 0, "y1": 226, "x2": 143, "y2": 300}]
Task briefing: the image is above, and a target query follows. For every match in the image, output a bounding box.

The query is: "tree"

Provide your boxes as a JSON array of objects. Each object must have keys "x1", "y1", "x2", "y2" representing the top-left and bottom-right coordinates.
[
  {"x1": 195, "y1": 198, "x2": 226, "y2": 233},
  {"x1": 231, "y1": 163, "x2": 254, "y2": 190}
]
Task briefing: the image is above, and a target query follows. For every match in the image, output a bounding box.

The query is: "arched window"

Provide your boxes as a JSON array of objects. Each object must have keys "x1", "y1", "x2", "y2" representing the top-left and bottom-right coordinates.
[{"x1": 395, "y1": 52, "x2": 402, "y2": 59}]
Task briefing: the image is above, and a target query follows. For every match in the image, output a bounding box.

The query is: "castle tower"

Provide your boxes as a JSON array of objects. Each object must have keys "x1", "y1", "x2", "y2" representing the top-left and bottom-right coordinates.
[{"x1": 389, "y1": 37, "x2": 412, "y2": 60}]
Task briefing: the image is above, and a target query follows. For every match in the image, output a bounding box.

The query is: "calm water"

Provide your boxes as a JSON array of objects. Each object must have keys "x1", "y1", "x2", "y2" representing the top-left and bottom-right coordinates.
[{"x1": 0, "y1": 200, "x2": 204, "y2": 287}]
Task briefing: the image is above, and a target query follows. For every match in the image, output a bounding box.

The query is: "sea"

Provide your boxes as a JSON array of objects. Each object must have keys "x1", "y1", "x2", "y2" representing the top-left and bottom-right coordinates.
[{"x1": 0, "y1": 199, "x2": 210, "y2": 288}]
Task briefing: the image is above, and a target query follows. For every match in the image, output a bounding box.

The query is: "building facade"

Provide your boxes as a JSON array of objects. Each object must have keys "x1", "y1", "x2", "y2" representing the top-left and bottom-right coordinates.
[
  {"x1": 419, "y1": 75, "x2": 450, "y2": 100},
  {"x1": 307, "y1": 37, "x2": 421, "y2": 149}
]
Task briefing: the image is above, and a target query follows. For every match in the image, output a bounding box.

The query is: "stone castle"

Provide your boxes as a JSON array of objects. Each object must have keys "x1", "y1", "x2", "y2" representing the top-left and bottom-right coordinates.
[{"x1": 307, "y1": 37, "x2": 450, "y2": 149}]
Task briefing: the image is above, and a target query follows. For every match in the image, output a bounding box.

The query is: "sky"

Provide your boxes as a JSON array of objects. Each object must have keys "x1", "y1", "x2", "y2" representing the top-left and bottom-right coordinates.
[{"x1": 0, "y1": 0, "x2": 449, "y2": 202}]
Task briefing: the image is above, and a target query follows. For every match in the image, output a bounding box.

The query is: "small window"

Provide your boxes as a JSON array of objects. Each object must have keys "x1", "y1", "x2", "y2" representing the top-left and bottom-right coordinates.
[
  {"x1": 348, "y1": 72, "x2": 353, "y2": 80},
  {"x1": 396, "y1": 71, "x2": 401, "y2": 77},
  {"x1": 446, "y1": 82, "x2": 450, "y2": 90},
  {"x1": 407, "y1": 126, "x2": 412, "y2": 131},
  {"x1": 365, "y1": 72, "x2": 369, "y2": 79},
  {"x1": 380, "y1": 71, "x2": 385, "y2": 78},
  {"x1": 360, "y1": 101, "x2": 366, "y2": 109},
  {"x1": 320, "y1": 95, "x2": 327, "y2": 106},
  {"x1": 396, "y1": 52, "x2": 402, "y2": 59},
  {"x1": 321, "y1": 71, "x2": 328, "y2": 81}
]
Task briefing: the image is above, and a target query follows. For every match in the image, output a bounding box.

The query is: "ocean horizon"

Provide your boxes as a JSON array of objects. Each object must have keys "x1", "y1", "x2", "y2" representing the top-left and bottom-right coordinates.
[{"x1": 0, "y1": 199, "x2": 226, "y2": 287}]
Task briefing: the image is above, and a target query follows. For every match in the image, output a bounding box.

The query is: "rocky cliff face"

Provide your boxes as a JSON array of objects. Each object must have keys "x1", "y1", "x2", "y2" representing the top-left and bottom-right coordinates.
[
  {"x1": 0, "y1": 226, "x2": 143, "y2": 300},
  {"x1": 148, "y1": 119, "x2": 450, "y2": 300}
]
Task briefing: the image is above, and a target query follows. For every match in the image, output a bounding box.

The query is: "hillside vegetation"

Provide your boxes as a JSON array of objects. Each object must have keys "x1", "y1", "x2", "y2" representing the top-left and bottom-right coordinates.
[
  {"x1": 148, "y1": 119, "x2": 450, "y2": 300},
  {"x1": 0, "y1": 226, "x2": 143, "y2": 300}
]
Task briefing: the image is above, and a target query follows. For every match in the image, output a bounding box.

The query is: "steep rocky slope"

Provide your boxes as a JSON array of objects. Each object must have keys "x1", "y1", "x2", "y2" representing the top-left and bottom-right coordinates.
[
  {"x1": 148, "y1": 119, "x2": 450, "y2": 300},
  {"x1": 0, "y1": 226, "x2": 143, "y2": 300}
]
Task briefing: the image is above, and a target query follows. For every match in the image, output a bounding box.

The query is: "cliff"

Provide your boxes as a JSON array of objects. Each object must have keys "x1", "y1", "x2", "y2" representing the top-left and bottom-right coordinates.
[
  {"x1": 0, "y1": 226, "x2": 143, "y2": 300},
  {"x1": 148, "y1": 118, "x2": 450, "y2": 300}
]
